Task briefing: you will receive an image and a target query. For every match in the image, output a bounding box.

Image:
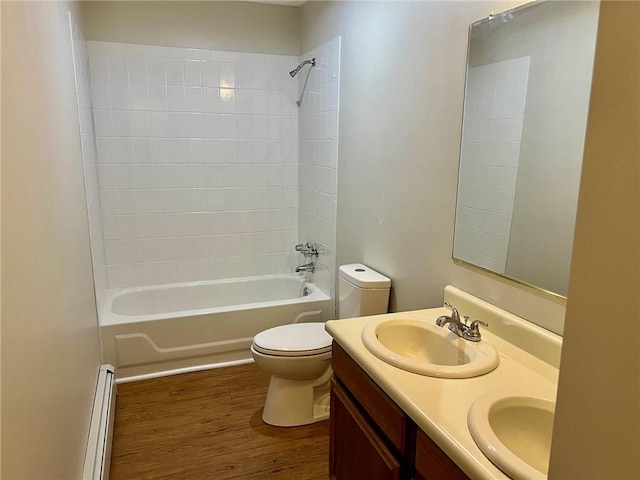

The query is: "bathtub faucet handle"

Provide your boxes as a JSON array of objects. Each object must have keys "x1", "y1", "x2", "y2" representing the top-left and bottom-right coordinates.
[{"x1": 295, "y1": 243, "x2": 319, "y2": 257}]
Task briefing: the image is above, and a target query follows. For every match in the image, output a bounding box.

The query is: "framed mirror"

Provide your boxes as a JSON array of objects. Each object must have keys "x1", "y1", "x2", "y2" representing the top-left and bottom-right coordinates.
[{"x1": 453, "y1": 0, "x2": 600, "y2": 297}]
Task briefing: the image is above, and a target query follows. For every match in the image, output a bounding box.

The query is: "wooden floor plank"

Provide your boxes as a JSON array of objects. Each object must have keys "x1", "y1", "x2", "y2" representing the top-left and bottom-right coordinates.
[{"x1": 110, "y1": 363, "x2": 329, "y2": 479}]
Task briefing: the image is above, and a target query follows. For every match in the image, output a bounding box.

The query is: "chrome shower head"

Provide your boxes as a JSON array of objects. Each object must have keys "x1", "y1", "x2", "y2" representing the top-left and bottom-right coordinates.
[{"x1": 289, "y1": 58, "x2": 316, "y2": 78}]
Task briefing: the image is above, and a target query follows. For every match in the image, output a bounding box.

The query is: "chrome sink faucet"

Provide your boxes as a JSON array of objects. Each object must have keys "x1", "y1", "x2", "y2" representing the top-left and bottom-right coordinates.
[{"x1": 436, "y1": 302, "x2": 488, "y2": 342}]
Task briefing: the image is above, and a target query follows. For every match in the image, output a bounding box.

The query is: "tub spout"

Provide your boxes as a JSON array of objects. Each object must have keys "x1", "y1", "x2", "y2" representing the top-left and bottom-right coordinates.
[{"x1": 296, "y1": 262, "x2": 315, "y2": 273}]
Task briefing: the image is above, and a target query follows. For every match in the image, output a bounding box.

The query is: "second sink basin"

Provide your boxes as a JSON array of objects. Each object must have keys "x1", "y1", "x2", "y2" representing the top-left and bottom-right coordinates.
[
  {"x1": 468, "y1": 391, "x2": 555, "y2": 479},
  {"x1": 361, "y1": 317, "x2": 499, "y2": 378}
]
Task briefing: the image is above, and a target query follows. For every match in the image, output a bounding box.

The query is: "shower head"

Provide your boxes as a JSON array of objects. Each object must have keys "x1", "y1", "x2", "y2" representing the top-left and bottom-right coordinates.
[{"x1": 289, "y1": 58, "x2": 316, "y2": 78}]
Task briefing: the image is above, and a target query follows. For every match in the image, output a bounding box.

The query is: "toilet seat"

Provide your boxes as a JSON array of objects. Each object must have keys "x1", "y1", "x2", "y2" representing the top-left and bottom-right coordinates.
[{"x1": 252, "y1": 323, "x2": 332, "y2": 357}]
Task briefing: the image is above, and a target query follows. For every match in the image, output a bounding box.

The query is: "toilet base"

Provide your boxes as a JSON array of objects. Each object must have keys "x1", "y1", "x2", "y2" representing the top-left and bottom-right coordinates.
[{"x1": 262, "y1": 367, "x2": 332, "y2": 427}]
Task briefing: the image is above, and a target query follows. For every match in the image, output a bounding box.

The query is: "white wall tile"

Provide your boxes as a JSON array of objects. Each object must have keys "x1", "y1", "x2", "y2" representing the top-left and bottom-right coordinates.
[
  {"x1": 219, "y1": 63, "x2": 236, "y2": 89},
  {"x1": 456, "y1": 56, "x2": 530, "y2": 273},
  {"x1": 110, "y1": 82, "x2": 130, "y2": 109},
  {"x1": 91, "y1": 82, "x2": 111, "y2": 109},
  {"x1": 108, "y1": 54, "x2": 128, "y2": 82},
  {"x1": 130, "y1": 84, "x2": 150, "y2": 110},
  {"x1": 185, "y1": 87, "x2": 203, "y2": 112},
  {"x1": 235, "y1": 63, "x2": 253, "y2": 89},
  {"x1": 93, "y1": 109, "x2": 113, "y2": 137},
  {"x1": 165, "y1": 58, "x2": 185, "y2": 85},
  {"x1": 111, "y1": 110, "x2": 133, "y2": 137},
  {"x1": 203, "y1": 87, "x2": 220, "y2": 112},
  {"x1": 168, "y1": 112, "x2": 187, "y2": 138},
  {"x1": 251, "y1": 64, "x2": 268, "y2": 89},
  {"x1": 133, "y1": 138, "x2": 153, "y2": 163},
  {"x1": 220, "y1": 115, "x2": 237, "y2": 139},
  {"x1": 148, "y1": 84, "x2": 168, "y2": 111},
  {"x1": 187, "y1": 139, "x2": 206, "y2": 163},
  {"x1": 147, "y1": 57, "x2": 166, "y2": 84},
  {"x1": 89, "y1": 41, "x2": 321, "y2": 288},
  {"x1": 167, "y1": 85, "x2": 185, "y2": 112},
  {"x1": 202, "y1": 60, "x2": 220, "y2": 87},
  {"x1": 150, "y1": 112, "x2": 169, "y2": 137},
  {"x1": 128, "y1": 56, "x2": 148, "y2": 84},
  {"x1": 184, "y1": 59, "x2": 202, "y2": 86}
]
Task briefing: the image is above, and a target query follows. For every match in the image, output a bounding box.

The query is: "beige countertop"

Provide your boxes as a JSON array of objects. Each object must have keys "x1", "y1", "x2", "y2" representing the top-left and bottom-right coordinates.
[{"x1": 326, "y1": 307, "x2": 559, "y2": 480}]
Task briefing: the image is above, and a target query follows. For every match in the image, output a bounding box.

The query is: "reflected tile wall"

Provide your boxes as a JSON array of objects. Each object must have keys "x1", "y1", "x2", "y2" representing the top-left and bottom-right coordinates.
[
  {"x1": 455, "y1": 56, "x2": 530, "y2": 274},
  {"x1": 88, "y1": 41, "x2": 300, "y2": 287}
]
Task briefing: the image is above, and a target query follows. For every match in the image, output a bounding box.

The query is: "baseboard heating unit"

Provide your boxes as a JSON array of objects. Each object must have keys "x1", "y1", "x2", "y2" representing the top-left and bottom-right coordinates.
[{"x1": 83, "y1": 364, "x2": 117, "y2": 480}]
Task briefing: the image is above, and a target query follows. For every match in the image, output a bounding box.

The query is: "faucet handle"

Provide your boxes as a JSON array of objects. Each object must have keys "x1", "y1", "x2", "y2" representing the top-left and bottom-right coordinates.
[
  {"x1": 463, "y1": 319, "x2": 488, "y2": 342},
  {"x1": 469, "y1": 320, "x2": 488, "y2": 334},
  {"x1": 295, "y1": 242, "x2": 319, "y2": 257},
  {"x1": 444, "y1": 302, "x2": 460, "y2": 322}
]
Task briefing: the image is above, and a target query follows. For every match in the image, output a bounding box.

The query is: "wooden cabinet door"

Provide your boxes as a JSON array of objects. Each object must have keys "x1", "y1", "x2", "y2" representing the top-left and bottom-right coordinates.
[
  {"x1": 329, "y1": 379, "x2": 401, "y2": 480},
  {"x1": 414, "y1": 429, "x2": 470, "y2": 480}
]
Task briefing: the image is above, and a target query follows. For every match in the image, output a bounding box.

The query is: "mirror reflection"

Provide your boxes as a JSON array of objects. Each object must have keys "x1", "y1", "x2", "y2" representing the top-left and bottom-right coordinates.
[{"x1": 453, "y1": 1, "x2": 600, "y2": 297}]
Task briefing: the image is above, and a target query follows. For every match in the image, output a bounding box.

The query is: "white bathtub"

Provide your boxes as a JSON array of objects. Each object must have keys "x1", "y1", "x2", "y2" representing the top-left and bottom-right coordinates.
[{"x1": 100, "y1": 274, "x2": 331, "y2": 381}]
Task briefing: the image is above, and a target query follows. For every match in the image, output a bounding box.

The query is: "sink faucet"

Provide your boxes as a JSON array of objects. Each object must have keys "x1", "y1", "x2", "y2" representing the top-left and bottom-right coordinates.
[
  {"x1": 436, "y1": 302, "x2": 488, "y2": 342},
  {"x1": 436, "y1": 302, "x2": 467, "y2": 336},
  {"x1": 296, "y1": 262, "x2": 315, "y2": 273}
]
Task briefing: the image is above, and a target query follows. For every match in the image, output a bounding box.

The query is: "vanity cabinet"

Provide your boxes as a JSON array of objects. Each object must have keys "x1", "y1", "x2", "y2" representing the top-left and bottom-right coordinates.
[
  {"x1": 330, "y1": 379, "x2": 402, "y2": 479},
  {"x1": 330, "y1": 342, "x2": 469, "y2": 480},
  {"x1": 414, "y1": 429, "x2": 469, "y2": 480}
]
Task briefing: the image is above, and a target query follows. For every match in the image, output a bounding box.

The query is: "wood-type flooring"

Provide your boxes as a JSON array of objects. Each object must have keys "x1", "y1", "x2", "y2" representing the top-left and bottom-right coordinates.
[{"x1": 109, "y1": 363, "x2": 329, "y2": 479}]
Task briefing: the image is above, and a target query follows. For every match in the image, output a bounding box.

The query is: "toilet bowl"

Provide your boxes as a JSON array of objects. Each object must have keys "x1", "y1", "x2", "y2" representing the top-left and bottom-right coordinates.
[
  {"x1": 252, "y1": 264, "x2": 391, "y2": 427},
  {"x1": 251, "y1": 322, "x2": 333, "y2": 427}
]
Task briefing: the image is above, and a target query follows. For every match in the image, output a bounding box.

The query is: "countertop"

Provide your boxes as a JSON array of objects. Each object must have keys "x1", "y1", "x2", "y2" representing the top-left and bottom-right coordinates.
[{"x1": 325, "y1": 307, "x2": 559, "y2": 479}]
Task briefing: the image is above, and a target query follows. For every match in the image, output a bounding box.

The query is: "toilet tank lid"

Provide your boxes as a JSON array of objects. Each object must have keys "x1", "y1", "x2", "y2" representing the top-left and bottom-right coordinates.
[{"x1": 339, "y1": 264, "x2": 391, "y2": 289}]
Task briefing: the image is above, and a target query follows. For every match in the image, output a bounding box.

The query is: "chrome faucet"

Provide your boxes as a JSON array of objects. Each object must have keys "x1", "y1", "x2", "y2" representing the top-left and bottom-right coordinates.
[
  {"x1": 436, "y1": 302, "x2": 488, "y2": 342},
  {"x1": 295, "y1": 262, "x2": 315, "y2": 273},
  {"x1": 295, "y1": 242, "x2": 319, "y2": 257},
  {"x1": 436, "y1": 302, "x2": 467, "y2": 336}
]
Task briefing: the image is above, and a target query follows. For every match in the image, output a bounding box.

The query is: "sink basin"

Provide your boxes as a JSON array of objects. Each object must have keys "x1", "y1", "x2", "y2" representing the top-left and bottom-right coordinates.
[
  {"x1": 361, "y1": 317, "x2": 499, "y2": 378},
  {"x1": 468, "y1": 391, "x2": 555, "y2": 479}
]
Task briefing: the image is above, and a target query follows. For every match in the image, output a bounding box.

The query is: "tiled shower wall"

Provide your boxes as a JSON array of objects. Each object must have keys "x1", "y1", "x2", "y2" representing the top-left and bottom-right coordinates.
[
  {"x1": 454, "y1": 56, "x2": 530, "y2": 273},
  {"x1": 70, "y1": 17, "x2": 108, "y2": 308},
  {"x1": 87, "y1": 42, "x2": 301, "y2": 287},
  {"x1": 298, "y1": 38, "x2": 340, "y2": 310}
]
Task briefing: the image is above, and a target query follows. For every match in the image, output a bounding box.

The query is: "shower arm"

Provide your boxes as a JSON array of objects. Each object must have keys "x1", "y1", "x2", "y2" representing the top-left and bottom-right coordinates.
[{"x1": 289, "y1": 58, "x2": 316, "y2": 78}]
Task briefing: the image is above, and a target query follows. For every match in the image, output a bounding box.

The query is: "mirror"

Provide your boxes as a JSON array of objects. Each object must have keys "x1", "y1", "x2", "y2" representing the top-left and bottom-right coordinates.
[{"x1": 453, "y1": 0, "x2": 600, "y2": 297}]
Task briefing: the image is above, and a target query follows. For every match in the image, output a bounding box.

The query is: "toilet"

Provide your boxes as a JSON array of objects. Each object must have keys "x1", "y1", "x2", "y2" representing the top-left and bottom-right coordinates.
[{"x1": 251, "y1": 263, "x2": 391, "y2": 427}]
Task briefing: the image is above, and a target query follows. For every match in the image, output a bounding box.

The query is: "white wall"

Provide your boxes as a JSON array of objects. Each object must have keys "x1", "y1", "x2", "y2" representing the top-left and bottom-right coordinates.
[
  {"x1": 88, "y1": 41, "x2": 300, "y2": 287},
  {"x1": 299, "y1": 0, "x2": 564, "y2": 333},
  {"x1": 549, "y1": 1, "x2": 639, "y2": 477},
  {"x1": 1, "y1": 2, "x2": 102, "y2": 477},
  {"x1": 79, "y1": 1, "x2": 300, "y2": 56}
]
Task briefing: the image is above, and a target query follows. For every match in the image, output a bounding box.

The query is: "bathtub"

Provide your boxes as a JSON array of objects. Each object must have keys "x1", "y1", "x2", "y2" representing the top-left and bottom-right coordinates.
[{"x1": 100, "y1": 274, "x2": 331, "y2": 382}]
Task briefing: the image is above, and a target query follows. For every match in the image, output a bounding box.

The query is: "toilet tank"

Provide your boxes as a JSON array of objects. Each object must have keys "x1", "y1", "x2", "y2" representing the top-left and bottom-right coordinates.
[{"x1": 338, "y1": 264, "x2": 391, "y2": 319}]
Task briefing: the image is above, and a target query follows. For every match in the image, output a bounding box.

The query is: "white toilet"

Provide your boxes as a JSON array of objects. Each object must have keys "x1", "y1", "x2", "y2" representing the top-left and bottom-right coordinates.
[{"x1": 251, "y1": 263, "x2": 391, "y2": 427}]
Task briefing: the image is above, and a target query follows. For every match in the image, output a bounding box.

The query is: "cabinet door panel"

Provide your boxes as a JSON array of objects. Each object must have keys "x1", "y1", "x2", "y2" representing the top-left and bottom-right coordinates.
[
  {"x1": 332, "y1": 342, "x2": 410, "y2": 453},
  {"x1": 414, "y1": 429, "x2": 470, "y2": 480},
  {"x1": 330, "y1": 379, "x2": 401, "y2": 480}
]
